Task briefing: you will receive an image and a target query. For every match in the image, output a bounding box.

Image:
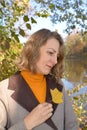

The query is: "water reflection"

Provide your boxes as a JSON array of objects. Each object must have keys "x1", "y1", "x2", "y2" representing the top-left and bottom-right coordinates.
[
  {"x1": 63, "y1": 59, "x2": 87, "y2": 95},
  {"x1": 61, "y1": 78, "x2": 74, "y2": 90},
  {"x1": 63, "y1": 59, "x2": 87, "y2": 128}
]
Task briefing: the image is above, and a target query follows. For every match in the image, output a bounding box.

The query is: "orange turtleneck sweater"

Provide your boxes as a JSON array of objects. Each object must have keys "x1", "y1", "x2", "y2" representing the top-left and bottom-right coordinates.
[{"x1": 21, "y1": 70, "x2": 46, "y2": 103}]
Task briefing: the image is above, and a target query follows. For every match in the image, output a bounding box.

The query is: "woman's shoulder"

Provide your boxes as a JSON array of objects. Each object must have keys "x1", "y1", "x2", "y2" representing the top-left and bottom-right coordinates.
[
  {"x1": 0, "y1": 78, "x2": 9, "y2": 89},
  {"x1": 0, "y1": 71, "x2": 20, "y2": 89}
]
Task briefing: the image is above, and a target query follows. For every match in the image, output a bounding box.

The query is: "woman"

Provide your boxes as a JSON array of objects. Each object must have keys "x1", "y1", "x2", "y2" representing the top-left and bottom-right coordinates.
[{"x1": 0, "y1": 29, "x2": 78, "y2": 130}]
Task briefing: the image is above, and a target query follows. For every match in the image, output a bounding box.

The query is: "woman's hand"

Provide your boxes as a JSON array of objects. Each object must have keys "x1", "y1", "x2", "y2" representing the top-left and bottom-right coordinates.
[{"x1": 24, "y1": 102, "x2": 53, "y2": 130}]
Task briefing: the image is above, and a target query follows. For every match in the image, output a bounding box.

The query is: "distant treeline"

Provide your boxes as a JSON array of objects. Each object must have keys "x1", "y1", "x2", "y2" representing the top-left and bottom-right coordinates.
[{"x1": 64, "y1": 33, "x2": 87, "y2": 59}]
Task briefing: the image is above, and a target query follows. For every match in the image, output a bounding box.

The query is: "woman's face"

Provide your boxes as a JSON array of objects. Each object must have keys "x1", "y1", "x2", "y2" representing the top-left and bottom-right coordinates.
[{"x1": 36, "y1": 38, "x2": 60, "y2": 75}]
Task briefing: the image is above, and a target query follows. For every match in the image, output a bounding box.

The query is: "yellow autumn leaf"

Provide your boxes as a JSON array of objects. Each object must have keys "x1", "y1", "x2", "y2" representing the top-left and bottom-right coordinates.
[{"x1": 50, "y1": 88, "x2": 63, "y2": 104}]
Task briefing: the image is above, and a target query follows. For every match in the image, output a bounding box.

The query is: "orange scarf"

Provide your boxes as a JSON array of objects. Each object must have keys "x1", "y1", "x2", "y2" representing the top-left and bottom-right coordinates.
[{"x1": 21, "y1": 70, "x2": 46, "y2": 103}]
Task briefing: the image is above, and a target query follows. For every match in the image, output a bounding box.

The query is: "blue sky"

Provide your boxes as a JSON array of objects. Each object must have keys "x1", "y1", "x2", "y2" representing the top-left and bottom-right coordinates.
[
  {"x1": 31, "y1": 17, "x2": 67, "y2": 38},
  {"x1": 19, "y1": 17, "x2": 67, "y2": 43}
]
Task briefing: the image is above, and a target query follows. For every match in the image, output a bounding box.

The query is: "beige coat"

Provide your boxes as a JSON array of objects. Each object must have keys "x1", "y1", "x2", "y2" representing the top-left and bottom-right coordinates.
[{"x1": 0, "y1": 72, "x2": 78, "y2": 130}]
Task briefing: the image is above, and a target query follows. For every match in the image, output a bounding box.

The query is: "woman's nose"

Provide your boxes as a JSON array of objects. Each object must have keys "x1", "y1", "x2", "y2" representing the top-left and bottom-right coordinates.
[{"x1": 52, "y1": 56, "x2": 57, "y2": 65}]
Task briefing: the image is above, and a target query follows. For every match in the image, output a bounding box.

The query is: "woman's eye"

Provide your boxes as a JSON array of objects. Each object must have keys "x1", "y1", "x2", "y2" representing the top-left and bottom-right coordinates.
[{"x1": 48, "y1": 51, "x2": 54, "y2": 55}]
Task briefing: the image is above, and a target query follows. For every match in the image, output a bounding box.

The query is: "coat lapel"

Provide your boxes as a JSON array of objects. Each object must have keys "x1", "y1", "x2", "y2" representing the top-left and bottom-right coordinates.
[
  {"x1": 8, "y1": 72, "x2": 63, "y2": 130},
  {"x1": 45, "y1": 75, "x2": 63, "y2": 130},
  {"x1": 46, "y1": 75, "x2": 63, "y2": 113},
  {"x1": 8, "y1": 72, "x2": 39, "y2": 111}
]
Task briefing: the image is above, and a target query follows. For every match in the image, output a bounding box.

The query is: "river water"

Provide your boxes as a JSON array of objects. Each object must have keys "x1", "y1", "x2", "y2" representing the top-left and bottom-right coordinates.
[{"x1": 62, "y1": 59, "x2": 87, "y2": 96}]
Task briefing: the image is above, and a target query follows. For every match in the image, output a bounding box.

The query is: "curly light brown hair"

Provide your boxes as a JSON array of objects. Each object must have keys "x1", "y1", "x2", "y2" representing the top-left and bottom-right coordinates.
[{"x1": 17, "y1": 29, "x2": 64, "y2": 81}]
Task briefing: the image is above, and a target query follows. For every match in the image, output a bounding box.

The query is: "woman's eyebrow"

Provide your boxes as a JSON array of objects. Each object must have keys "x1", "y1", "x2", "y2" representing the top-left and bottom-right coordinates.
[
  {"x1": 48, "y1": 48, "x2": 59, "y2": 55},
  {"x1": 48, "y1": 48, "x2": 57, "y2": 52}
]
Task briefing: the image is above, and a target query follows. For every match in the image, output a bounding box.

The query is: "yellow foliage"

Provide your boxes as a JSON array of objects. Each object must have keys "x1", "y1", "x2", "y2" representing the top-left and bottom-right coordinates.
[{"x1": 50, "y1": 88, "x2": 63, "y2": 104}]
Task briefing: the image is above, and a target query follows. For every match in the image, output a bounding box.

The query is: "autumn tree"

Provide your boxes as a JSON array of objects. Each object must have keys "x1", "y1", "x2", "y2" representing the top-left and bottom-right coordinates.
[
  {"x1": 0, "y1": 0, "x2": 30, "y2": 42},
  {"x1": 0, "y1": 40, "x2": 23, "y2": 81},
  {"x1": 0, "y1": 0, "x2": 27, "y2": 80},
  {"x1": 31, "y1": 0, "x2": 87, "y2": 33},
  {"x1": 82, "y1": 31, "x2": 87, "y2": 45},
  {"x1": 65, "y1": 33, "x2": 84, "y2": 57}
]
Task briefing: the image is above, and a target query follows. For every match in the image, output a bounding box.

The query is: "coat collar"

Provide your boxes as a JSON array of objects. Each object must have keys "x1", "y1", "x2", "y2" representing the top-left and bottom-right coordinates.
[{"x1": 8, "y1": 72, "x2": 63, "y2": 130}]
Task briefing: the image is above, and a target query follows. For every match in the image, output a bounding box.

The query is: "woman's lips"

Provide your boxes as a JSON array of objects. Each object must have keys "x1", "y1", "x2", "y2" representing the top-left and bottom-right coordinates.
[{"x1": 46, "y1": 65, "x2": 52, "y2": 69}]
